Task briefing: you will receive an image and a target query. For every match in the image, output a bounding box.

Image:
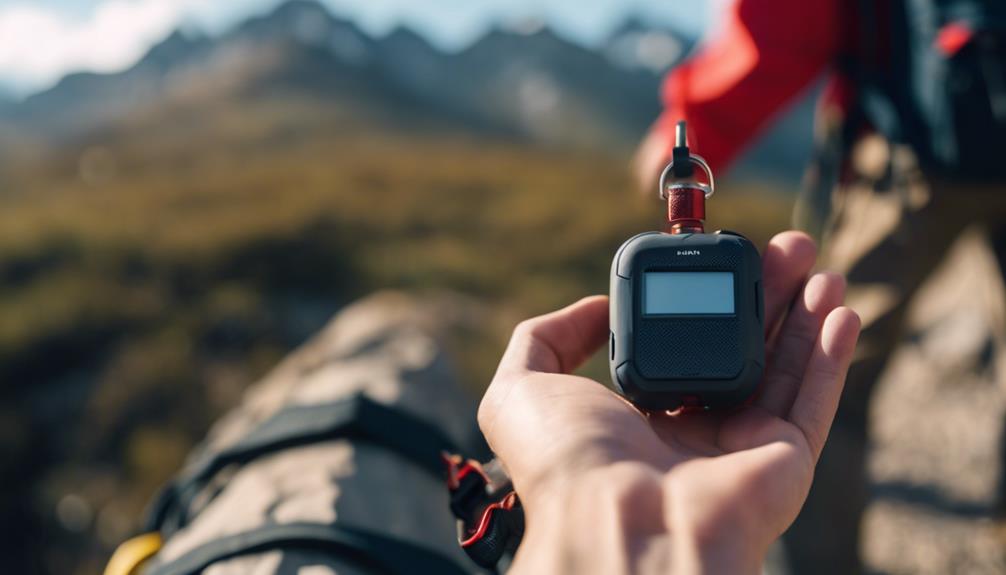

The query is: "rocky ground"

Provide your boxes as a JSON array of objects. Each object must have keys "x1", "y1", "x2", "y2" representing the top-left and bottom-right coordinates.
[{"x1": 862, "y1": 229, "x2": 1006, "y2": 574}]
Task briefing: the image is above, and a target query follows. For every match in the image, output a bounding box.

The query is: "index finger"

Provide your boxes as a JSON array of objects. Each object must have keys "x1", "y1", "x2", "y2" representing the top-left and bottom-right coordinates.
[{"x1": 762, "y1": 231, "x2": 818, "y2": 337}]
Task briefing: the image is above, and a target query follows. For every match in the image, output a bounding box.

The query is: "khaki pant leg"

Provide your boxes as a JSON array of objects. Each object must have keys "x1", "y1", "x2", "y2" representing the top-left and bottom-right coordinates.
[
  {"x1": 151, "y1": 292, "x2": 487, "y2": 574},
  {"x1": 783, "y1": 137, "x2": 973, "y2": 575}
]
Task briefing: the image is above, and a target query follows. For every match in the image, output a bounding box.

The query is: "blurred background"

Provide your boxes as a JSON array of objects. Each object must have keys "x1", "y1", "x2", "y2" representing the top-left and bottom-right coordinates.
[{"x1": 0, "y1": 0, "x2": 1001, "y2": 574}]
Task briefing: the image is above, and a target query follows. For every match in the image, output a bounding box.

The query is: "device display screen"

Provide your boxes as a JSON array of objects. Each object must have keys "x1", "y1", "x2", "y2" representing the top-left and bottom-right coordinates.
[{"x1": 643, "y1": 271, "x2": 735, "y2": 315}]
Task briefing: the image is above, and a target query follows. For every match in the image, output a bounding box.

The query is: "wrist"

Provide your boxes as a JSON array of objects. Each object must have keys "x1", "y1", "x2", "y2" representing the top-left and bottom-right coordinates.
[
  {"x1": 670, "y1": 528, "x2": 764, "y2": 575},
  {"x1": 511, "y1": 463, "x2": 670, "y2": 574}
]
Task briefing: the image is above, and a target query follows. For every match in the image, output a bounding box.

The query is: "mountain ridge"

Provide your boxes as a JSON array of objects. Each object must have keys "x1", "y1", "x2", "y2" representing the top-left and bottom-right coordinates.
[
  {"x1": 0, "y1": 0, "x2": 681, "y2": 146},
  {"x1": 0, "y1": 0, "x2": 814, "y2": 183}
]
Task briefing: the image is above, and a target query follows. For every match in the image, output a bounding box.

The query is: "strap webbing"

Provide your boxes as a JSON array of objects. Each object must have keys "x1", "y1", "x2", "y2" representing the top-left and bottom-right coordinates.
[
  {"x1": 145, "y1": 522, "x2": 469, "y2": 575},
  {"x1": 146, "y1": 394, "x2": 460, "y2": 533}
]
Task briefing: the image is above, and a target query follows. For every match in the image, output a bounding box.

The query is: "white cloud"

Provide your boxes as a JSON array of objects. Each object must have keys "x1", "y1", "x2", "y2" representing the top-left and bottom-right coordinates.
[{"x1": 0, "y1": 0, "x2": 196, "y2": 95}]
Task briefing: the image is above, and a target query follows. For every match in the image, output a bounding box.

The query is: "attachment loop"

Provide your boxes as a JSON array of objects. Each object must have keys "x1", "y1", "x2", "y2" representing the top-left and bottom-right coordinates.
[{"x1": 658, "y1": 155, "x2": 716, "y2": 200}]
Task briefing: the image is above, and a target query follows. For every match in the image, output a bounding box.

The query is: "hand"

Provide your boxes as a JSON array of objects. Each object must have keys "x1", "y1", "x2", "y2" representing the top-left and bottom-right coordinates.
[
  {"x1": 478, "y1": 232, "x2": 861, "y2": 574},
  {"x1": 633, "y1": 124, "x2": 671, "y2": 194}
]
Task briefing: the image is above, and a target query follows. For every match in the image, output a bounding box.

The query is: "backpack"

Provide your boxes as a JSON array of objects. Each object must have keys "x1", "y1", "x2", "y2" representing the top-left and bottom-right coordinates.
[{"x1": 855, "y1": 0, "x2": 1006, "y2": 180}]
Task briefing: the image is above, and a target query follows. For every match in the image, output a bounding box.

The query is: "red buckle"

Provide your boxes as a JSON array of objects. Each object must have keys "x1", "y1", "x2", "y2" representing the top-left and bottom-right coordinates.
[
  {"x1": 442, "y1": 453, "x2": 525, "y2": 568},
  {"x1": 460, "y1": 491, "x2": 519, "y2": 547},
  {"x1": 442, "y1": 453, "x2": 490, "y2": 490}
]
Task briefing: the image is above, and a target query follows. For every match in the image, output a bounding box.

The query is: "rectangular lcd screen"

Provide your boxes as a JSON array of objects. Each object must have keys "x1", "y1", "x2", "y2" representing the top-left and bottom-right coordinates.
[{"x1": 643, "y1": 272, "x2": 735, "y2": 315}]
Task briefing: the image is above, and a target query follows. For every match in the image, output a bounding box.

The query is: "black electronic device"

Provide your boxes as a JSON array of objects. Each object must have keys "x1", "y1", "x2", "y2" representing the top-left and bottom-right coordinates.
[{"x1": 609, "y1": 122, "x2": 764, "y2": 410}]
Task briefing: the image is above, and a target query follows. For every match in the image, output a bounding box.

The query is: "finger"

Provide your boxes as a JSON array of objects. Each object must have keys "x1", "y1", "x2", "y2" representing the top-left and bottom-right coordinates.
[
  {"x1": 482, "y1": 295, "x2": 609, "y2": 441},
  {"x1": 496, "y1": 295, "x2": 609, "y2": 376},
  {"x1": 787, "y1": 307, "x2": 861, "y2": 460},
  {"x1": 762, "y1": 231, "x2": 817, "y2": 337},
  {"x1": 756, "y1": 272, "x2": 846, "y2": 416},
  {"x1": 633, "y1": 127, "x2": 670, "y2": 194},
  {"x1": 479, "y1": 296, "x2": 622, "y2": 503}
]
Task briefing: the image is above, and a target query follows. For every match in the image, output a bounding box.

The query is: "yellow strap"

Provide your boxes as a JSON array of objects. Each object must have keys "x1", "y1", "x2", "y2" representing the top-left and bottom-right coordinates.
[{"x1": 104, "y1": 532, "x2": 163, "y2": 575}]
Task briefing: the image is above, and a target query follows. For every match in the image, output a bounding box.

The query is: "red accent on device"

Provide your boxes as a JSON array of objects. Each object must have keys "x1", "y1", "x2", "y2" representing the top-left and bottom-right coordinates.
[{"x1": 667, "y1": 187, "x2": 706, "y2": 234}]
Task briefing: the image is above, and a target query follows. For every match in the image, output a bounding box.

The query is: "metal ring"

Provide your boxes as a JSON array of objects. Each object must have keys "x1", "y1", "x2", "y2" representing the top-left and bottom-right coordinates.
[{"x1": 658, "y1": 155, "x2": 715, "y2": 200}]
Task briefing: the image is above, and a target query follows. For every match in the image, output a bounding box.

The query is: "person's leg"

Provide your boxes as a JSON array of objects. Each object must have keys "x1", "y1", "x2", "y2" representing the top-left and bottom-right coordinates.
[
  {"x1": 988, "y1": 224, "x2": 1006, "y2": 518},
  {"x1": 148, "y1": 292, "x2": 488, "y2": 574},
  {"x1": 782, "y1": 136, "x2": 970, "y2": 575},
  {"x1": 989, "y1": 223, "x2": 1006, "y2": 335}
]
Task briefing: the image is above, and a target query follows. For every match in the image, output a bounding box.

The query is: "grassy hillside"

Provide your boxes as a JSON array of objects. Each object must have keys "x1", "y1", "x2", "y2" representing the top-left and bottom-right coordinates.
[{"x1": 0, "y1": 89, "x2": 792, "y2": 573}]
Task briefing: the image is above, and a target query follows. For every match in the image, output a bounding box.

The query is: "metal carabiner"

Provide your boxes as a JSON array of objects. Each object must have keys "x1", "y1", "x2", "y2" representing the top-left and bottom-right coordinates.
[{"x1": 658, "y1": 155, "x2": 716, "y2": 201}]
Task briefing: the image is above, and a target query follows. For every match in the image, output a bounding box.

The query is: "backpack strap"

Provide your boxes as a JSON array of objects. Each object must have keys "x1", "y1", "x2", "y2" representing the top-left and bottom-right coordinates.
[
  {"x1": 144, "y1": 522, "x2": 470, "y2": 575},
  {"x1": 146, "y1": 393, "x2": 460, "y2": 535}
]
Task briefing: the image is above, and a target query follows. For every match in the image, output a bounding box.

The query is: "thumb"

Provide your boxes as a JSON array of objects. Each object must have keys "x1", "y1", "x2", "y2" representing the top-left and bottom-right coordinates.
[
  {"x1": 495, "y1": 295, "x2": 609, "y2": 378},
  {"x1": 479, "y1": 296, "x2": 612, "y2": 502},
  {"x1": 482, "y1": 295, "x2": 609, "y2": 439}
]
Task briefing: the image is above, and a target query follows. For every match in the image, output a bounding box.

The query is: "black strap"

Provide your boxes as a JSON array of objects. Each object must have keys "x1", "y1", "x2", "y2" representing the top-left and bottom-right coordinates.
[
  {"x1": 145, "y1": 522, "x2": 470, "y2": 575},
  {"x1": 146, "y1": 394, "x2": 460, "y2": 533}
]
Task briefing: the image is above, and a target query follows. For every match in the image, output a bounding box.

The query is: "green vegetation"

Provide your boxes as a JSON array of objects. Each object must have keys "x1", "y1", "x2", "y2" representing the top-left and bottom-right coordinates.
[{"x1": 0, "y1": 96, "x2": 792, "y2": 573}]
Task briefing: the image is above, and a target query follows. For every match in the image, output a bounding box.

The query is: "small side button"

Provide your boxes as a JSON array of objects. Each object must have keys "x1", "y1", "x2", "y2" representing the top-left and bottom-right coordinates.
[{"x1": 614, "y1": 361, "x2": 630, "y2": 394}]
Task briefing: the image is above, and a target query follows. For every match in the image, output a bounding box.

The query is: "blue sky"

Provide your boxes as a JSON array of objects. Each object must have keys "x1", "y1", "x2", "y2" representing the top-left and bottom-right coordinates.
[{"x1": 0, "y1": 0, "x2": 714, "y2": 98}]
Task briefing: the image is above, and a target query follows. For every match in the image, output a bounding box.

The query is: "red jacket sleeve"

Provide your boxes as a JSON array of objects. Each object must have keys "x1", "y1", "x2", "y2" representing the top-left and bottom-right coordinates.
[{"x1": 652, "y1": 0, "x2": 842, "y2": 174}]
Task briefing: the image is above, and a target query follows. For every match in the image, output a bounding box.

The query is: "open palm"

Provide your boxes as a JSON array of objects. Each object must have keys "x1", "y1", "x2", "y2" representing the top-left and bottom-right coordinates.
[{"x1": 479, "y1": 232, "x2": 860, "y2": 573}]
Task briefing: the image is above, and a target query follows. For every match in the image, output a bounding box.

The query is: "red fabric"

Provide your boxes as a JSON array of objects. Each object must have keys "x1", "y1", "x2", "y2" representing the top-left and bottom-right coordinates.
[
  {"x1": 935, "y1": 21, "x2": 974, "y2": 56},
  {"x1": 651, "y1": 0, "x2": 844, "y2": 173}
]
